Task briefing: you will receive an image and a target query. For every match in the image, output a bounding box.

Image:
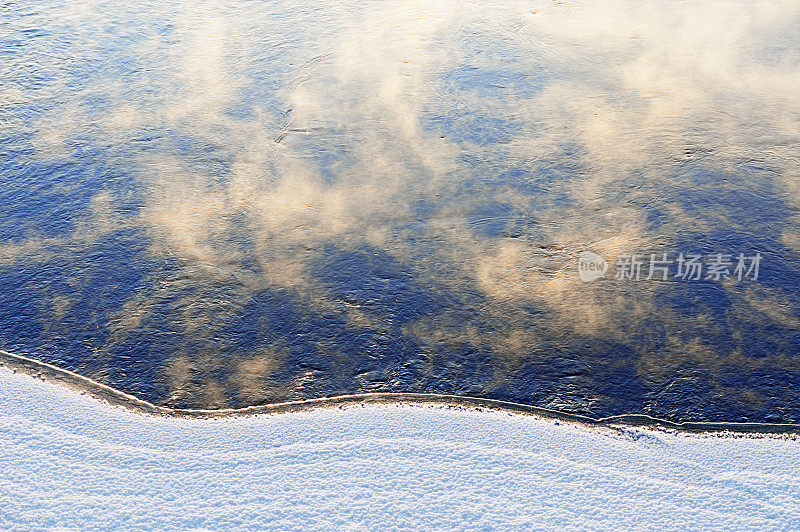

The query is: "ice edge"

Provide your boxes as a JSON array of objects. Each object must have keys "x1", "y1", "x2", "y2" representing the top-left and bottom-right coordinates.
[{"x1": 2, "y1": 348, "x2": 798, "y2": 435}]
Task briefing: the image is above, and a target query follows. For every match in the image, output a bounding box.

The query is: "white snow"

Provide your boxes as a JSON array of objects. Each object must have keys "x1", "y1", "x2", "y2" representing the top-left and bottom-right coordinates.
[{"x1": 1, "y1": 367, "x2": 799, "y2": 531}]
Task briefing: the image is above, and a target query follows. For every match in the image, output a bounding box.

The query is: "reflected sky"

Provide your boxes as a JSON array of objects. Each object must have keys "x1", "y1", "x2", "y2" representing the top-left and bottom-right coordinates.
[{"x1": 1, "y1": 0, "x2": 799, "y2": 422}]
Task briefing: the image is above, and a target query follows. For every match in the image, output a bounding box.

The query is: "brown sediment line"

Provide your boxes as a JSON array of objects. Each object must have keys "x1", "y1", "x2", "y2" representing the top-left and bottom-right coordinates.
[{"x1": 1, "y1": 348, "x2": 799, "y2": 435}]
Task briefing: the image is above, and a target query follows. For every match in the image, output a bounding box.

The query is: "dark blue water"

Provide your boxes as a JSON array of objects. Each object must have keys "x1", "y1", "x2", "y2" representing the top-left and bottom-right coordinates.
[{"x1": 1, "y1": 0, "x2": 799, "y2": 422}]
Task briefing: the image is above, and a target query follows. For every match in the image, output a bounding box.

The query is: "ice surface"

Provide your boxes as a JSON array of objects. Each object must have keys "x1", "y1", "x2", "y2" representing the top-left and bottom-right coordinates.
[{"x1": 1, "y1": 366, "x2": 799, "y2": 531}]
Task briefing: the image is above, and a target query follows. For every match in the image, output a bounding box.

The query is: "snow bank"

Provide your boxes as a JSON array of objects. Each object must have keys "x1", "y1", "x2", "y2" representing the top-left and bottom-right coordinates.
[{"x1": 1, "y1": 367, "x2": 799, "y2": 531}]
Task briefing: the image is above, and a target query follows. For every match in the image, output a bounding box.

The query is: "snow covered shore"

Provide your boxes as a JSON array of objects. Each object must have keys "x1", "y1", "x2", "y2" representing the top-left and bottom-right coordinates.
[{"x1": 1, "y1": 367, "x2": 799, "y2": 530}]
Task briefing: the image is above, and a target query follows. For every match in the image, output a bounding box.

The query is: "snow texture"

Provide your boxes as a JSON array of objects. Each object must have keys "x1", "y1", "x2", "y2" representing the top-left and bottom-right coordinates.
[{"x1": 1, "y1": 367, "x2": 799, "y2": 531}]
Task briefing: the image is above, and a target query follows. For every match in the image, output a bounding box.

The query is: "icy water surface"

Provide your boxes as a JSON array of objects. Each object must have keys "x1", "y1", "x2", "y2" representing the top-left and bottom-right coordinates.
[{"x1": 1, "y1": 0, "x2": 799, "y2": 422}]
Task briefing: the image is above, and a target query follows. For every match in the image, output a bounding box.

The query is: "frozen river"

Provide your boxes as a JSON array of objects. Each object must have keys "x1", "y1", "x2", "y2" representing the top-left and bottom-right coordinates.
[{"x1": 1, "y1": 367, "x2": 799, "y2": 530}]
